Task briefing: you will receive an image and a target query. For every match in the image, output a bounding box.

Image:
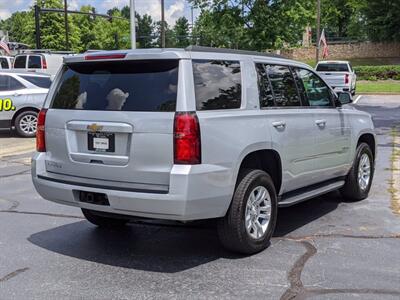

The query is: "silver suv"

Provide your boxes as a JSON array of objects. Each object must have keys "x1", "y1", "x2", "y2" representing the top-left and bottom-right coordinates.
[{"x1": 32, "y1": 47, "x2": 376, "y2": 254}]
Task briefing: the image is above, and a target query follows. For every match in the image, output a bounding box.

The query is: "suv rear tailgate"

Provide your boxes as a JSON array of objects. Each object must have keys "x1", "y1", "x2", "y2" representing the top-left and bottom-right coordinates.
[{"x1": 43, "y1": 59, "x2": 179, "y2": 191}]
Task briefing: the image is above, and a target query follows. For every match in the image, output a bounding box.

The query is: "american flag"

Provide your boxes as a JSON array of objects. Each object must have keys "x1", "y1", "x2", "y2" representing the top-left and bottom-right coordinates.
[
  {"x1": 0, "y1": 37, "x2": 11, "y2": 55},
  {"x1": 319, "y1": 29, "x2": 329, "y2": 59}
]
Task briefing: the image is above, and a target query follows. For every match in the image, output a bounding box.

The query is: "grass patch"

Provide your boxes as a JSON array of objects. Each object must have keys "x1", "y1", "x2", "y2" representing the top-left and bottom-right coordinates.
[{"x1": 357, "y1": 80, "x2": 400, "y2": 93}]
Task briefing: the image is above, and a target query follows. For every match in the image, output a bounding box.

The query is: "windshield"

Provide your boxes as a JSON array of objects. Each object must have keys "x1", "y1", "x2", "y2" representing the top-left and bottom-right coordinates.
[{"x1": 50, "y1": 59, "x2": 179, "y2": 112}]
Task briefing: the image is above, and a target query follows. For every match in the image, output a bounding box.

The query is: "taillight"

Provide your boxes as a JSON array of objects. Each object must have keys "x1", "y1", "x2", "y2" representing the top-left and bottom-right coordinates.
[
  {"x1": 36, "y1": 109, "x2": 47, "y2": 152},
  {"x1": 345, "y1": 74, "x2": 349, "y2": 84},
  {"x1": 42, "y1": 57, "x2": 47, "y2": 69},
  {"x1": 174, "y1": 112, "x2": 201, "y2": 164}
]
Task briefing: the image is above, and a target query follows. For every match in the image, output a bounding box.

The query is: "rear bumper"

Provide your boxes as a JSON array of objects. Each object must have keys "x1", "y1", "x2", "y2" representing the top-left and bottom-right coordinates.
[
  {"x1": 31, "y1": 152, "x2": 234, "y2": 221},
  {"x1": 332, "y1": 84, "x2": 352, "y2": 92}
]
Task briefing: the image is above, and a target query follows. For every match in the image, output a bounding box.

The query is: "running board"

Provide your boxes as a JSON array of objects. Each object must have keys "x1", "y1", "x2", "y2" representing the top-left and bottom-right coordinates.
[{"x1": 278, "y1": 180, "x2": 345, "y2": 207}]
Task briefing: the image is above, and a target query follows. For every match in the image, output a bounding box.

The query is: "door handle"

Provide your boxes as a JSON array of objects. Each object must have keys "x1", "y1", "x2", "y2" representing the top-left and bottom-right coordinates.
[
  {"x1": 315, "y1": 119, "x2": 327, "y2": 127},
  {"x1": 272, "y1": 121, "x2": 286, "y2": 129},
  {"x1": 13, "y1": 92, "x2": 21, "y2": 97}
]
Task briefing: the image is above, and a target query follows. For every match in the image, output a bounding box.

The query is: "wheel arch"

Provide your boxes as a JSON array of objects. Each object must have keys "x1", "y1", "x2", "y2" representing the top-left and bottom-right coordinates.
[
  {"x1": 236, "y1": 148, "x2": 283, "y2": 195},
  {"x1": 357, "y1": 132, "x2": 376, "y2": 160},
  {"x1": 11, "y1": 107, "x2": 40, "y2": 126}
]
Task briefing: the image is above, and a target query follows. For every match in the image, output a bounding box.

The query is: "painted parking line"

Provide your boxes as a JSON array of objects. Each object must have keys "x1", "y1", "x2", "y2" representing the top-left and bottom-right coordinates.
[{"x1": 353, "y1": 95, "x2": 363, "y2": 104}]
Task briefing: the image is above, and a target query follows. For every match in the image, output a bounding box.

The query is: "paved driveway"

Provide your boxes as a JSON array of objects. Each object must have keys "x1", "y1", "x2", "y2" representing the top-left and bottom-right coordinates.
[{"x1": 0, "y1": 95, "x2": 399, "y2": 299}]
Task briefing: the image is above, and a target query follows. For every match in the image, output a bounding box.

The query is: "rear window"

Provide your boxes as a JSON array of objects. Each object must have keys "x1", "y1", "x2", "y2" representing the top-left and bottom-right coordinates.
[
  {"x1": 316, "y1": 63, "x2": 349, "y2": 72},
  {"x1": 51, "y1": 60, "x2": 179, "y2": 112},
  {"x1": 0, "y1": 58, "x2": 9, "y2": 69},
  {"x1": 20, "y1": 75, "x2": 51, "y2": 88},
  {"x1": 14, "y1": 56, "x2": 27, "y2": 68},
  {"x1": 28, "y1": 55, "x2": 42, "y2": 68},
  {"x1": 193, "y1": 60, "x2": 241, "y2": 110}
]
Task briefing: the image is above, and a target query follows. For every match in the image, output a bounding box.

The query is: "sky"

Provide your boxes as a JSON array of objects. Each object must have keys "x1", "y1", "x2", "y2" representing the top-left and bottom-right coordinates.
[{"x1": 0, "y1": 0, "x2": 199, "y2": 25}]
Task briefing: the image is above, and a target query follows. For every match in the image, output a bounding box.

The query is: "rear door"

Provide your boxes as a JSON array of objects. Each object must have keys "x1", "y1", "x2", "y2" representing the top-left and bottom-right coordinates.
[
  {"x1": 294, "y1": 67, "x2": 352, "y2": 182},
  {"x1": 256, "y1": 63, "x2": 317, "y2": 193},
  {"x1": 27, "y1": 55, "x2": 43, "y2": 72},
  {"x1": 44, "y1": 59, "x2": 180, "y2": 192}
]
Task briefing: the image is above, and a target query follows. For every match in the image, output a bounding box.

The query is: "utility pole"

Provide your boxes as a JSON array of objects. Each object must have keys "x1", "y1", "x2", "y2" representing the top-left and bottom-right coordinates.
[
  {"x1": 64, "y1": 0, "x2": 69, "y2": 51},
  {"x1": 130, "y1": 0, "x2": 136, "y2": 49},
  {"x1": 161, "y1": 0, "x2": 165, "y2": 48},
  {"x1": 316, "y1": 0, "x2": 321, "y2": 63},
  {"x1": 34, "y1": 5, "x2": 41, "y2": 49}
]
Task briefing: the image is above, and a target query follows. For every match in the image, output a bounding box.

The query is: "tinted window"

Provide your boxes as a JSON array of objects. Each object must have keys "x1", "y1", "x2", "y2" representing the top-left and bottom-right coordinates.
[
  {"x1": 51, "y1": 60, "x2": 179, "y2": 111},
  {"x1": 0, "y1": 75, "x2": 25, "y2": 91},
  {"x1": 14, "y1": 56, "x2": 27, "y2": 68},
  {"x1": 266, "y1": 65, "x2": 301, "y2": 107},
  {"x1": 316, "y1": 63, "x2": 349, "y2": 72},
  {"x1": 295, "y1": 68, "x2": 333, "y2": 107},
  {"x1": 255, "y1": 63, "x2": 274, "y2": 108},
  {"x1": 20, "y1": 75, "x2": 51, "y2": 88},
  {"x1": 193, "y1": 60, "x2": 241, "y2": 110},
  {"x1": 0, "y1": 58, "x2": 9, "y2": 69},
  {"x1": 28, "y1": 55, "x2": 42, "y2": 68}
]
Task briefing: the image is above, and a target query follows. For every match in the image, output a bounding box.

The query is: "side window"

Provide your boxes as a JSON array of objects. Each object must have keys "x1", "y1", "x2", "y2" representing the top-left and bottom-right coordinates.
[
  {"x1": 28, "y1": 55, "x2": 42, "y2": 69},
  {"x1": 0, "y1": 75, "x2": 25, "y2": 91},
  {"x1": 266, "y1": 65, "x2": 301, "y2": 107},
  {"x1": 14, "y1": 56, "x2": 27, "y2": 68},
  {"x1": 294, "y1": 68, "x2": 333, "y2": 107},
  {"x1": 255, "y1": 63, "x2": 275, "y2": 108},
  {"x1": 0, "y1": 58, "x2": 9, "y2": 69},
  {"x1": 192, "y1": 60, "x2": 241, "y2": 110}
]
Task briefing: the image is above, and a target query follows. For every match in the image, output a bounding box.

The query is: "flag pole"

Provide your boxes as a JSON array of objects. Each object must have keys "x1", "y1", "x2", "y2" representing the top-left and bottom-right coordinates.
[
  {"x1": 316, "y1": 0, "x2": 321, "y2": 63},
  {"x1": 130, "y1": 0, "x2": 136, "y2": 49}
]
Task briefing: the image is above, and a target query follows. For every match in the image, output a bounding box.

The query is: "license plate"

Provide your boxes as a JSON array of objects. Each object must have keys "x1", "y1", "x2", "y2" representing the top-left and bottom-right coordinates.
[{"x1": 88, "y1": 132, "x2": 115, "y2": 152}]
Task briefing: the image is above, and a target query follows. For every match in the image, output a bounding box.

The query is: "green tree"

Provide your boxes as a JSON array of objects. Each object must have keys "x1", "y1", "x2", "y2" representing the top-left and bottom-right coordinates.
[
  {"x1": 71, "y1": 5, "x2": 97, "y2": 52},
  {"x1": 173, "y1": 17, "x2": 190, "y2": 47},
  {"x1": 363, "y1": 0, "x2": 400, "y2": 42},
  {"x1": 154, "y1": 21, "x2": 174, "y2": 47},
  {"x1": 137, "y1": 14, "x2": 154, "y2": 48},
  {"x1": 0, "y1": 11, "x2": 35, "y2": 47}
]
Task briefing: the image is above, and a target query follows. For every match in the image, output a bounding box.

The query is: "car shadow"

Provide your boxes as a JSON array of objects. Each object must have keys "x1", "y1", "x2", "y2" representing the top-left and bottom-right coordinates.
[{"x1": 28, "y1": 192, "x2": 342, "y2": 273}]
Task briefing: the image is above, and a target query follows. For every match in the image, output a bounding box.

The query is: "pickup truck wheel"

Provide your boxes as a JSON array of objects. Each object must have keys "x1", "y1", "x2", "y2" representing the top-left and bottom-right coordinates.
[
  {"x1": 14, "y1": 110, "x2": 38, "y2": 137},
  {"x1": 217, "y1": 169, "x2": 277, "y2": 254},
  {"x1": 81, "y1": 209, "x2": 128, "y2": 228},
  {"x1": 341, "y1": 142, "x2": 374, "y2": 201}
]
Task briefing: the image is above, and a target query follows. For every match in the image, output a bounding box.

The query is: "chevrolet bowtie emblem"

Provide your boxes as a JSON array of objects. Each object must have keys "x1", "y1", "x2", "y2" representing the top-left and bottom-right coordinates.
[{"x1": 87, "y1": 123, "x2": 103, "y2": 132}]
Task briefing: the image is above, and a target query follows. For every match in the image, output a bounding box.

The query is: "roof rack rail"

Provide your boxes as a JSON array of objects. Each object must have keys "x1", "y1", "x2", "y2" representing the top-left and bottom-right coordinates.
[
  {"x1": 184, "y1": 46, "x2": 283, "y2": 58},
  {"x1": 19, "y1": 49, "x2": 75, "y2": 55}
]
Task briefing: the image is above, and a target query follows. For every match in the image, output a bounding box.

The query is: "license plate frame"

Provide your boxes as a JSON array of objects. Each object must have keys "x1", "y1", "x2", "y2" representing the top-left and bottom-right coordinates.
[{"x1": 88, "y1": 132, "x2": 115, "y2": 152}]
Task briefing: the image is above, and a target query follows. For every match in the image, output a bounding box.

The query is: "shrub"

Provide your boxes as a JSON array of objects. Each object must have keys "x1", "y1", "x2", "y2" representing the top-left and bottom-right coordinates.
[{"x1": 354, "y1": 65, "x2": 400, "y2": 81}]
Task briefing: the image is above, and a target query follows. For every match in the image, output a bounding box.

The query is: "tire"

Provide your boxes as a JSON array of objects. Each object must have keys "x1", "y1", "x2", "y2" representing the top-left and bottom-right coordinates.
[
  {"x1": 217, "y1": 169, "x2": 278, "y2": 254},
  {"x1": 81, "y1": 209, "x2": 129, "y2": 228},
  {"x1": 340, "y1": 142, "x2": 374, "y2": 201},
  {"x1": 14, "y1": 110, "x2": 38, "y2": 137}
]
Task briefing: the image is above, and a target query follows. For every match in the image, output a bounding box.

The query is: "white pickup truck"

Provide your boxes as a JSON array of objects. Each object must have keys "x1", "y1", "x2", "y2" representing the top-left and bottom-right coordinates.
[{"x1": 316, "y1": 61, "x2": 357, "y2": 95}]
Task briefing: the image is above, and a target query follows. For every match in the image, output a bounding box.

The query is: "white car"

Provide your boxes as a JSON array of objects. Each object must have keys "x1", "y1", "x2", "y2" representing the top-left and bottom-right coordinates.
[
  {"x1": 0, "y1": 70, "x2": 51, "y2": 137},
  {"x1": 0, "y1": 56, "x2": 13, "y2": 69},
  {"x1": 316, "y1": 60, "x2": 357, "y2": 95},
  {"x1": 13, "y1": 51, "x2": 71, "y2": 76}
]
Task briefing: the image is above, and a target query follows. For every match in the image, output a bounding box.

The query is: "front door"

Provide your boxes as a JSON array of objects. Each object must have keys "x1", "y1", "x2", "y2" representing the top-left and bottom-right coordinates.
[{"x1": 293, "y1": 67, "x2": 351, "y2": 183}]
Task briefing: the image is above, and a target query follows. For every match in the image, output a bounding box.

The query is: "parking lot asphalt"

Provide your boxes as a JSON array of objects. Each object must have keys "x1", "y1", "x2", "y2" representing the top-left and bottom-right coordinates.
[{"x1": 0, "y1": 95, "x2": 399, "y2": 300}]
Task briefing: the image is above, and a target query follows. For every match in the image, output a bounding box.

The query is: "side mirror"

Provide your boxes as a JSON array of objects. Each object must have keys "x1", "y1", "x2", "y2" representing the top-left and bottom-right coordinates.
[{"x1": 337, "y1": 92, "x2": 353, "y2": 105}]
